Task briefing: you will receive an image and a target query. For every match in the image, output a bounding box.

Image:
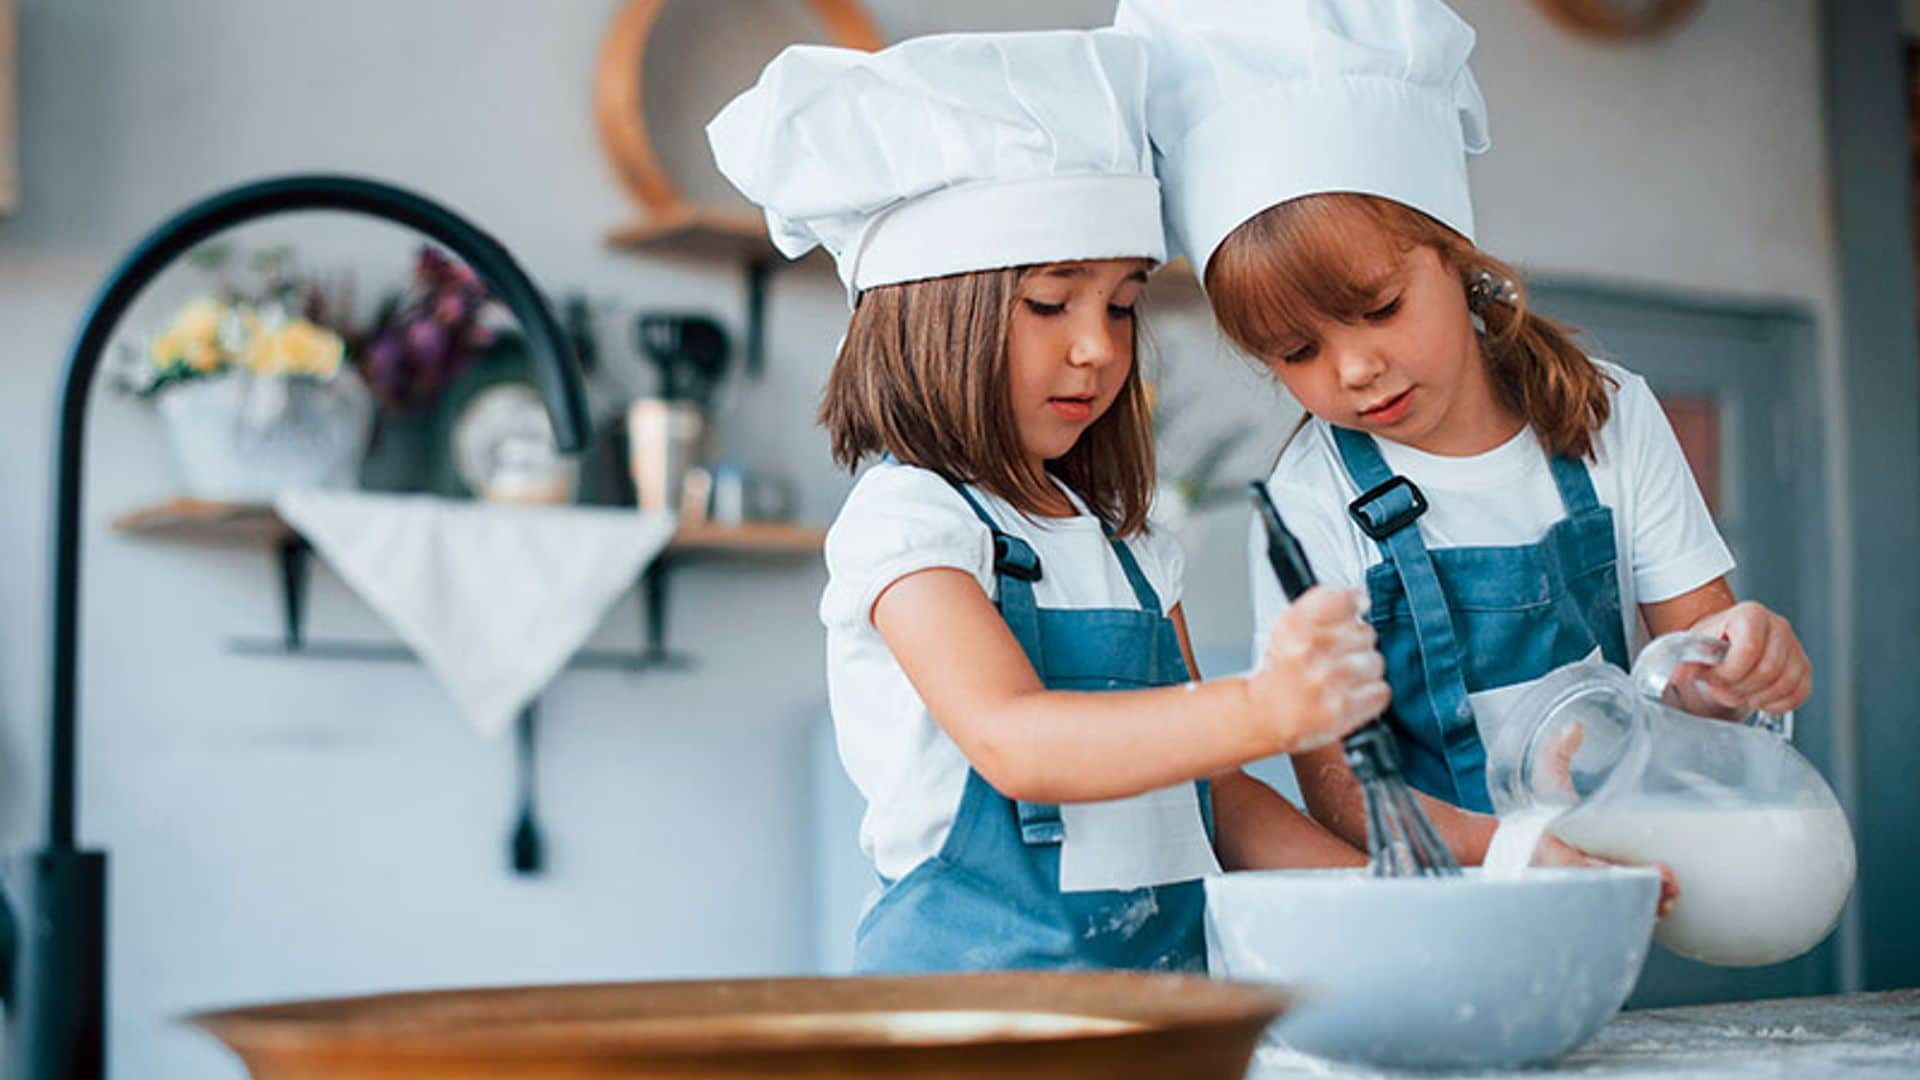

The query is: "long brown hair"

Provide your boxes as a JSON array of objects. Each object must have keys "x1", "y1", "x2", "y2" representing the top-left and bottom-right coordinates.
[
  {"x1": 1206, "y1": 194, "x2": 1613, "y2": 460},
  {"x1": 819, "y1": 265, "x2": 1157, "y2": 536}
]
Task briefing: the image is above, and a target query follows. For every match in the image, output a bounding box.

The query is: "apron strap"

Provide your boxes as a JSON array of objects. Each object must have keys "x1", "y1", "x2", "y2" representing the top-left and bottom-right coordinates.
[
  {"x1": 946, "y1": 481, "x2": 1063, "y2": 845},
  {"x1": 1546, "y1": 452, "x2": 1603, "y2": 515},
  {"x1": 1331, "y1": 426, "x2": 1480, "y2": 806},
  {"x1": 1104, "y1": 524, "x2": 1164, "y2": 617}
]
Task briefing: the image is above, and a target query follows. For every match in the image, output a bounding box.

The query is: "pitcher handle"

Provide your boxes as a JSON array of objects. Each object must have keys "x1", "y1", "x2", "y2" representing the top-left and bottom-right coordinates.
[{"x1": 1632, "y1": 631, "x2": 1795, "y2": 741}]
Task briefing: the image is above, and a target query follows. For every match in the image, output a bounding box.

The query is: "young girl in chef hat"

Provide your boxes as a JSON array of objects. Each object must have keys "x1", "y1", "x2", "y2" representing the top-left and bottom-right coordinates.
[
  {"x1": 1117, "y1": 0, "x2": 1812, "y2": 873},
  {"x1": 708, "y1": 28, "x2": 1386, "y2": 973}
]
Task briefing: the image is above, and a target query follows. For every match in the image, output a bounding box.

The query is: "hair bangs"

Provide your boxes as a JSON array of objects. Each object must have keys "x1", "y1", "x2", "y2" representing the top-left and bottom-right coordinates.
[{"x1": 1206, "y1": 196, "x2": 1421, "y2": 360}]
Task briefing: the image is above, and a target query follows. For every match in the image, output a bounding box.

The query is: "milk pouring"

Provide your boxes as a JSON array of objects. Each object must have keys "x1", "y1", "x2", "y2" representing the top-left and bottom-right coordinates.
[{"x1": 1486, "y1": 632, "x2": 1856, "y2": 967}]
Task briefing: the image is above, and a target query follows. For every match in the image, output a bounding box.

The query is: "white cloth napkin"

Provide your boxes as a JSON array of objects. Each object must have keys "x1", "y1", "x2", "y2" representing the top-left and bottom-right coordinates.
[
  {"x1": 276, "y1": 492, "x2": 677, "y2": 737},
  {"x1": 1058, "y1": 783, "x2": 1223, "y2": 893}
]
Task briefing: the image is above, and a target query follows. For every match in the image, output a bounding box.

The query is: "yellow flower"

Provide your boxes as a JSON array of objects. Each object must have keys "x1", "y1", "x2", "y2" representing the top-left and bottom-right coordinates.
[
  {"x1": 172, "y1": 297, "x2": 227, "y2": 341},
  {"x1": 151, "y1": 297, "x2": 230, "y2": 372},
  {"x1": 244, "y1": 318, "x2": 344, "y2": 379}
]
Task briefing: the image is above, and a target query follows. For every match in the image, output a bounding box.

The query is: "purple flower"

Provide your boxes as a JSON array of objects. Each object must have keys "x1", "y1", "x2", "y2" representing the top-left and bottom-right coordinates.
[{"x1": 351, "y1": 244, "x2": 497, "y2": 413}]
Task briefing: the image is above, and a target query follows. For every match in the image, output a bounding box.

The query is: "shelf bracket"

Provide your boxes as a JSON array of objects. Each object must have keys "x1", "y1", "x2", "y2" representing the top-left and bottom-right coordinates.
[
  {"x1": 510, "y1": 703, "x2": 544, "y2": 876},
  {"x1": 276, "y1": 535, "x2": 310, "y2": 651},
  {"x1": 744, "y1": 257, "x2": 773, "y2": 379}
]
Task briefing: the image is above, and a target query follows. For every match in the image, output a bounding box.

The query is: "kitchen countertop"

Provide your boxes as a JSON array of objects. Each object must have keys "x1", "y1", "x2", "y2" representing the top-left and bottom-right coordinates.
[{"x1": 1248, "y1": 990, "x2": 1920, "y2": 1078}]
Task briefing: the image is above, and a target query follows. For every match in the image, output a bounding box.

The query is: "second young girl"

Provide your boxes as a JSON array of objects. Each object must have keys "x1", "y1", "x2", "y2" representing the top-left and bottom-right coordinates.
[
  {"x1": 1119, "y1": 0, "x2": 1813, "y2": 871},
  {"x1": 709, "y1": 28, "x2": 1384, "y2": 973}
]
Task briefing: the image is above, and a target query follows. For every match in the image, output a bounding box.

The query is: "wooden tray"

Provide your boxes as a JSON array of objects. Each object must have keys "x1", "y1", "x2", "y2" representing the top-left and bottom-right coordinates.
[{"x1": 190, "y1": 972, "x2": 1287, "y2": 1079}]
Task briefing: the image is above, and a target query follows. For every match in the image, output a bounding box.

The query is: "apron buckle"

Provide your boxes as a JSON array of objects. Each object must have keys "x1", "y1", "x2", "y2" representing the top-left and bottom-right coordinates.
[
  {"x1": 1349, "y1": 475, "x2": 1430, "y2": 541},
  {"x1": 993, "y1": 534, "x2": 1043, "y2": 582}
]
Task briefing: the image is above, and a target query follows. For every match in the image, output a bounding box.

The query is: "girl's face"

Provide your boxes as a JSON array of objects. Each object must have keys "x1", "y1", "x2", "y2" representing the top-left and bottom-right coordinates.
[
  {"x1": 1006, "y1": 258, "x2": 1150, "y2": 473},
  {"x1": 1264, "y1": 242, "x2": 1516, "y2": 456}
]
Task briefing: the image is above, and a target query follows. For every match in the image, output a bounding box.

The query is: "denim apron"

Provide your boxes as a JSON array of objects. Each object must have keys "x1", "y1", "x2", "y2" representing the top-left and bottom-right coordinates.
[
  {"x1": 1332, "y1": 426, "x2": 1631, "y2": 813},
  {"x1": 852, "y1": 484, "x2": 1213, "y2": 973}
]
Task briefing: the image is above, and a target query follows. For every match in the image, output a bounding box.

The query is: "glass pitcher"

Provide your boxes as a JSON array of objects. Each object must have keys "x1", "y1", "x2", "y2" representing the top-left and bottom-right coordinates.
[{"x1": 1486, "y1": 632, "x2": 1855, "y2": 968}]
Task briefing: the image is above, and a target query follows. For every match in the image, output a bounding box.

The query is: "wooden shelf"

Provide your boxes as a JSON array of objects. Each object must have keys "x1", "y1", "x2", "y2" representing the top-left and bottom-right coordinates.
[
  {"x1": 604, "y1": 207, "x2": 780, "y2": 261},
  {"x1": 112, "y1": 498, "x2": 825, "y2": 556},
  {"x1": 113, "y1": 499, "x2": 292, "y2": 542},
  {"x1": 670, "y1": 520, "x2": 826, "y2": 555}
]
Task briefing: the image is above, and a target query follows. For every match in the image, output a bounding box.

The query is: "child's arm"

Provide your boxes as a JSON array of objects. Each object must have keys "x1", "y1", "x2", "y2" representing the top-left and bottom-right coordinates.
[
  {"x1": 1212, "y1": 768, "x2": 1368, "y2": 869},
  {"x1": 1287, "y1": 569, "x2": 1815, "y2": 869},
  {"x1": 1642, "y1": 577, "x2": 1812, "y2": 716},
  {"x1": 872, "y1": 567, "x2": 1386, "y2": 805},
  {"x1": 1617, "y1": 371, "x2": 1808, "y2": 716},
  {"x1": 1291, "y1": 744, "x2": 1496, "y2": 863},
  {"x1": 1166, "y1": 606, "x2": 1365, "y2": 870}
]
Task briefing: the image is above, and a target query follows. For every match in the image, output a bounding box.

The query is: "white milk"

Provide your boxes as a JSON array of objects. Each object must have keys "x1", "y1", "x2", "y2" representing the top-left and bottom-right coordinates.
[
  {"x1": 1482, "y1": 807, "x2": 1563, "y2": 881},
  {"x1": 1550, "y1": 801, "x2": 1854, "y2": 966}
]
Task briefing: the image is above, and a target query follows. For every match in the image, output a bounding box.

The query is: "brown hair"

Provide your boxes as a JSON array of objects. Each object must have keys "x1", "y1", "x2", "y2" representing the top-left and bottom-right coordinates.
[
  {"x1": 819, "y1": 266, "x2": 1157, "y2": 536},
  {"x1": 1205, "y1": 194, "x2": 1613, "y2": 460}
]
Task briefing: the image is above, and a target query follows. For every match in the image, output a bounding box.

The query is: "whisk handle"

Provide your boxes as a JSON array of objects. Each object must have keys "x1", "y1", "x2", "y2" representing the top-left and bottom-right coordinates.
[
  {"x1": 1342, "y1": 723, "x2": 1400, "y2": 779},
  {"x1": 1252, "y1": 482, "x2": 1399, "y2": 750},
  {"x1": 1250, "y1": 481, "x2": 1318, "y2": 601}
]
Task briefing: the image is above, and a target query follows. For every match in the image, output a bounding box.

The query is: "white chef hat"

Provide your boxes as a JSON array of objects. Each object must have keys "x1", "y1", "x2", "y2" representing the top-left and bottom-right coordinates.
[
  {"x1": 1113, "y1": 0, "x2": 1491, "y2": 278},
  {"x1": 707, "y1": 29, "x2": 1165, "y2": 304}
]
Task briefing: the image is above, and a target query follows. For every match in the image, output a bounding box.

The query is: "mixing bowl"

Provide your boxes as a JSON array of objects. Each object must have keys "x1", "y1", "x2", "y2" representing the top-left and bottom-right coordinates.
[{"x1": 1206, "y1": 866, "x2": 1659, "y2": 1070}]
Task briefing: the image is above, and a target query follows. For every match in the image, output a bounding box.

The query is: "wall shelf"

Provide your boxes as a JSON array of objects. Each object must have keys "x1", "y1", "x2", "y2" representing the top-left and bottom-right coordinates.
[
  {"x1": 113, "y1": 496, "x2": 824, "y2": 877},
  {"x1": 604, "y1": 208, "x2": 776, "y2": 262},
  {"x1": 112, "y1": 498, "x2": 824, "y2": 667}
]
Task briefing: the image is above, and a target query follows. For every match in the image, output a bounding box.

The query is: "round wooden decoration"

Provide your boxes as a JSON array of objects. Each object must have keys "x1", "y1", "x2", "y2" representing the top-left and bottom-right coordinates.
[
  {"x1": 593, "y1": 0, "x2": 885, "y2": 228},
  {"x1": 1530, "y1": 0, "x2": 1705, "y2": 41}
]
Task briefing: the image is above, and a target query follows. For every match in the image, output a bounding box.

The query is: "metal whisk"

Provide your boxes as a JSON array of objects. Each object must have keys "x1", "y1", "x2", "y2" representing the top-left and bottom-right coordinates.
[{"x1": 1251, "y1": 481, "x2": 1461, "y2": 878}]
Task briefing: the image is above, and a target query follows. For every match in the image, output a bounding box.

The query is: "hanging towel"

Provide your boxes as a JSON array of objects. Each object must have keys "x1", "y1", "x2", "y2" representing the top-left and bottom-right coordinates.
[{"x1": 276, "y1": 491, "x2": 677, "y2": 736}]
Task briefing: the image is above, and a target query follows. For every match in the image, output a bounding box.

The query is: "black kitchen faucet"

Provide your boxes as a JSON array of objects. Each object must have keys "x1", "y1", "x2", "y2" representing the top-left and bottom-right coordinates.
[{"x1": 0, "y1": 174, "x2": 591, "y2": 1079}]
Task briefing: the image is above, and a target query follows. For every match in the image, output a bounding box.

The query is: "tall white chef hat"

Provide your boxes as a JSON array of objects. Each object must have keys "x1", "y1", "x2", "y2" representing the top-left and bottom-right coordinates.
[
  {"x1": 707, "y1": 28, "x2": 1165, "y2": 304},
  {"x1": 1113, "y1": 0, "x2": 1491, "y2": 279}
]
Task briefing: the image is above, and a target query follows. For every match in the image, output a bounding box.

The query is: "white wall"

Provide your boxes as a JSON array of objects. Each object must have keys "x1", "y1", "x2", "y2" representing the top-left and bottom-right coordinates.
[{"x1": 0, "y1": 1, "x2": 1840, "y2": 1076}]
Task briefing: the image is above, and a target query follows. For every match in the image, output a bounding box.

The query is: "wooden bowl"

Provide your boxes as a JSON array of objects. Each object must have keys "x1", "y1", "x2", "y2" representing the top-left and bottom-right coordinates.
[{"x1": 190, "y1": 972, "x2": 1289, "y2": 1079}]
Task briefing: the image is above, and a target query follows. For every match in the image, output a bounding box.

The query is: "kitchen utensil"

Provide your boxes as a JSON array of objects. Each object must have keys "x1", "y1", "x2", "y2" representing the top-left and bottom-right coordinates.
[
  {"x1": 1205, "y1": 866, "x2": 1658, "y2": 1069},
  {"x1": 190, "y1": 971, "x2": 1289, "y2": 1080},
  {"x1": 1250, "y1": 481, "x2": 1461, "y2": 877},
  {"x1": 636, "y1": 313, "x2": 729, "y2": 408},
  {"x1": 480, "y1": 434, "x2": 575, "y2": 505},
  {"x1": 708, "y1": 461, "x2": 747, "y2": 525},
  {"x1": 746, "y1": 469, "x2": 796, "y2": 522},
  {"x1": 1487, "y1": 631, "x2": 1856, "y2": 966},
  {"x1": 627, "y1": 397, "x2": 706, "y2": 514},
  {"x1": 451, "y1": 381, "x2": 568, "y2": 500},
  {"x1": 678, "y1": 465, "x2": 713, "y2": 522}
]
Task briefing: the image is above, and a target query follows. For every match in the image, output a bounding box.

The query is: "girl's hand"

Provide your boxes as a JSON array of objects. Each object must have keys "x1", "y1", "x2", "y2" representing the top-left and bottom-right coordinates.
[
  {"x1": 1247, "y1": 587, "x2": 1390, "y2": 755},
  {"x1": 1683, "y1": 601, "x2": 1812, "y2": 716},
  {"x1": 1535, "y1": 835, "x2": 1680, "y2": 919}
]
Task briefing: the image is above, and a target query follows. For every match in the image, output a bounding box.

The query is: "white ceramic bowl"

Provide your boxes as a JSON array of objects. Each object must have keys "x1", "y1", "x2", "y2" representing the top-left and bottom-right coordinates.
[{"x1": 1206, "y1": 867, "x2": 1659, "y2": 1070}]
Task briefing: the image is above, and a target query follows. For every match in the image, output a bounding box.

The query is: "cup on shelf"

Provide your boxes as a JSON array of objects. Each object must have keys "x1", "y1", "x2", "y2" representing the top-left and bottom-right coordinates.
[{"x1": 626, "y1": 396, "x2": 707, "y2": 515}]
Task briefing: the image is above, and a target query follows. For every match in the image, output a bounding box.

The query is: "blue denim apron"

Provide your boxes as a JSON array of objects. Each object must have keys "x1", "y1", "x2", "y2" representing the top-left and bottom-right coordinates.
[
  {"x1": 852, "y1": 484, "x2": 1213, "y2": 973},
  {"x1": 1332, "y1": 427, "x2": 1630, "y2": 813}
]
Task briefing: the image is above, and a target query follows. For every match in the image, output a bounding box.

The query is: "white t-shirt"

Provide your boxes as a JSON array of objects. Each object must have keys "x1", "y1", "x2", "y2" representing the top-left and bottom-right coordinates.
[
  {"x1": 1249, "y1": 361, "x2": 1734, "y2": 751},
  {"x1": 822, "y1": 461, "x2": 1186, "y2": 883}
]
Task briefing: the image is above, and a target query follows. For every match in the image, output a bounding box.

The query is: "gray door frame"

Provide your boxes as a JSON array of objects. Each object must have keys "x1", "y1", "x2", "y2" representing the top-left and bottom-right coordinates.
[{"x1": 1822, "y1": 0, "x2": 1920, "y2": 995}]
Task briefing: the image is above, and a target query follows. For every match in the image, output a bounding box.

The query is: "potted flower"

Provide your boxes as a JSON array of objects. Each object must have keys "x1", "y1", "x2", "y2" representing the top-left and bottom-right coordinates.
[
  {"x1": 125, "y1": 245, "x2": 373, "y2": 501},
  {"x1": 352, "y1": 246, "x2": 498, "y2": 491}
]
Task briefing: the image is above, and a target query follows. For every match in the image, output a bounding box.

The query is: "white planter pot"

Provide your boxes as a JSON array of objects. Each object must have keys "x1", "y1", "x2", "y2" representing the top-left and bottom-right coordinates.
[{"x1": 156, "y1": 369, "x2": 374, "y2": 501}]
